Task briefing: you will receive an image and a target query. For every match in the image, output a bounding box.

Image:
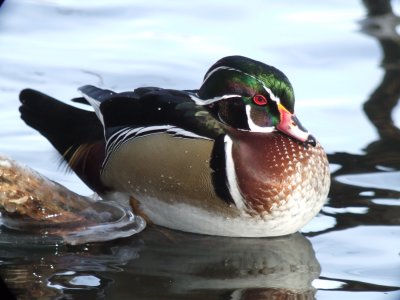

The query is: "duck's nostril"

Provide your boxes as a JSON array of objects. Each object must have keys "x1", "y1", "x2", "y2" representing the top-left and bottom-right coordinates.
[{"x1": 307, "y1": 135, "x2": 317, "y2": 147}]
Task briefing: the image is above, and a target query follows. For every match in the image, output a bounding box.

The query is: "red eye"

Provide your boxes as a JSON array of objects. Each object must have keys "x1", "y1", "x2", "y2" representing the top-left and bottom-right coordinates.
[{"x1": 252, "y1": 94, "x2": 268, "y2": 106}]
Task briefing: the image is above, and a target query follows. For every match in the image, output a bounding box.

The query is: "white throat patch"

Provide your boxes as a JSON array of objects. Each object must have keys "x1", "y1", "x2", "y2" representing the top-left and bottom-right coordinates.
[{"x1": 245, "y1": 105, "x2": 275, "y2": 133}]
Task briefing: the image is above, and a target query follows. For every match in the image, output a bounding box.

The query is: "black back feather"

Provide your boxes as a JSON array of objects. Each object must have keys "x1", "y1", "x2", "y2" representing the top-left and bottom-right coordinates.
[{"x1": 79, "y1": 85, "x2": 225, "y2": 139}]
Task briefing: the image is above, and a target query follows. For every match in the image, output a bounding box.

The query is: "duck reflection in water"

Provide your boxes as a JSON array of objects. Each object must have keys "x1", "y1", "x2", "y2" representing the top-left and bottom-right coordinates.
[{"x1": 0, "y1": 228, "x2": 320, "y2": 300}]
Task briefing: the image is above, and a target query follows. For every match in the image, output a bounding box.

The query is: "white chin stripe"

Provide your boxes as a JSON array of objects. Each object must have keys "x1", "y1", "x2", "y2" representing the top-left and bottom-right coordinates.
[{"x1": 245, "y1": 105, "x2": 275, "y2": 133}]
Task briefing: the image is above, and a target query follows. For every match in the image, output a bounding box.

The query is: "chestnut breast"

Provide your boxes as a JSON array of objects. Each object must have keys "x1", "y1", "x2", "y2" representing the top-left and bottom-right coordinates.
[{"x1": 229, "y1": 130, "x2": 330, "y2": 214}]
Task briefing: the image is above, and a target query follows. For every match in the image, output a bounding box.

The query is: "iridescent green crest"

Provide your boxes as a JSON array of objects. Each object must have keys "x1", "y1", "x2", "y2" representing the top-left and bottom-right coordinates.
[{"x1": 198, "y1": 55, "x2": 295, "y2": 112}]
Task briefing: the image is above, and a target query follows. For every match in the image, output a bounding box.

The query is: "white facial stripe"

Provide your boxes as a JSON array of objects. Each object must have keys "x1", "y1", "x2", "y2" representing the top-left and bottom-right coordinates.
[
  {"x1": 245, "y1": 105, "x2": 275, "y2": 133},
  {"x1": 201, "y1": 65, "x2": 281, "y2": 105},
  {"x1": 189, "y1": 93, "x2": 242, "y2": 105},
  {"x1": 203, "y1": 66, "x2": 241, "y2": 83},
  {"x1": 224, "y1": 135, "x2": 247, "y2": 211}
]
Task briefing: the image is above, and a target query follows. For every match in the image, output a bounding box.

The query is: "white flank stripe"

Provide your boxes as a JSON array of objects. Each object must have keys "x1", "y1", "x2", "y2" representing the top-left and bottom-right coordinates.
[
  {"x1": 135, "y1": 125, "x2": 174, "y2": 135},
  {"x1": 224, "y1": 135, "x2": 247, "y2": 211},
  {"x1": 102, "y1": 125, "x2": 212, "y2": 172},
  {"x1": 109, "y1": 127, "x2": 141, "y2": 153},
  {"x1": 167, "y1": 127, "x2": 210, "y2": 139}
]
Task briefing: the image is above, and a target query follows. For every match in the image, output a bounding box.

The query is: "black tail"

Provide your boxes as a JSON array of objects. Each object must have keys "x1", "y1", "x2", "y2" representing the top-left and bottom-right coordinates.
[
  {"x1": 19, "y1": 89, "x2": 103, "y2": 157},
  {"x1": 19, "y1": 89, "x2": 109, "y2": 193}
]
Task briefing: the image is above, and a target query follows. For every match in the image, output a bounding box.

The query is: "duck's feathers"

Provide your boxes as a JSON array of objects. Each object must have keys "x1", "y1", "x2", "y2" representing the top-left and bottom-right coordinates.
[
  {"x1": 19, "y1": 88, "x2": 103, "y2": 157},
  {"x1": 79, "y1": 85, "x2": 225, "y2": 140},
  {"x1": 19, "y1": 88, "x2": 108, "y2": 193}
]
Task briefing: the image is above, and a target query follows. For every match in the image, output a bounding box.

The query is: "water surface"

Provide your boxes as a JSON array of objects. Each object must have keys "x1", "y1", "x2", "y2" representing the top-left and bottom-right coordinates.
[{"x1": 0, "y1": 0, "x2": 399, "y2": 299}]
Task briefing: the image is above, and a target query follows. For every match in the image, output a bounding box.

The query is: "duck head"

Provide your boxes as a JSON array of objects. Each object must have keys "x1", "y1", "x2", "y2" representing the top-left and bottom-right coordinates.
[{"x1": 194, "y1": 56, "x2": 316, "y2": 146}]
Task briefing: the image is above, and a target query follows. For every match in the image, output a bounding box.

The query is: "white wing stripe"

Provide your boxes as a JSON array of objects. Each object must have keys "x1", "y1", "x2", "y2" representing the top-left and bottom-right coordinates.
[{"x1": 80, "y1": 93, "x2": 105, "y2": 126}]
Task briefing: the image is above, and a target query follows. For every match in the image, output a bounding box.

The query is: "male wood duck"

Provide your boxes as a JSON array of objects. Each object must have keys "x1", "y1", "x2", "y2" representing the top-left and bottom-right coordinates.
[{"x1": 19, "y1": 56, "x2": 330, "y2": 237}]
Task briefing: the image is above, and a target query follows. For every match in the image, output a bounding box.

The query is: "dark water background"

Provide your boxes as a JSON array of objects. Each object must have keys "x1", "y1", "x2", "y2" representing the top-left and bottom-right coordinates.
[{"x1": 0, "y1": 0, "x2": 399, "y2": 299}]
